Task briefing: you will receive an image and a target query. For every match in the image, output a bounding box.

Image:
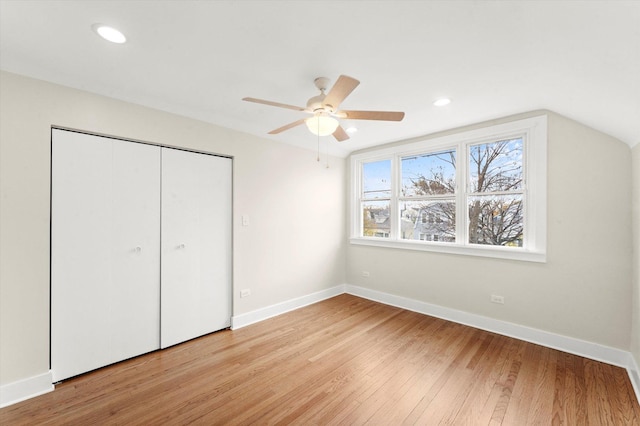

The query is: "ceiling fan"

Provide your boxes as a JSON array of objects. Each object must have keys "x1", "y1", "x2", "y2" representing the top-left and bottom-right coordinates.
[{"x1": 243, "y1": 75, "x2": 405, "y2": 142}]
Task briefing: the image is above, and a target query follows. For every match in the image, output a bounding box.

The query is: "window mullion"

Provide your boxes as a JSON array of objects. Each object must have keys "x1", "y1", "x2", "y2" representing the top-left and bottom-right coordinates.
[
  {"x1": 390, "y1": 155, "x2": 400, "y2": 240},
  {"x1": 354, "y1": 160, "x2": 364, "y2": 237},
  {"x1": 521, "y1": 133, "x2": 529, "y2": 249},
  {"x1": 467, "y1": 189, "x2": 525, "y2": 197},
  {"x1": 457, "y1": 142, "x2": 467, "y2": 245}
]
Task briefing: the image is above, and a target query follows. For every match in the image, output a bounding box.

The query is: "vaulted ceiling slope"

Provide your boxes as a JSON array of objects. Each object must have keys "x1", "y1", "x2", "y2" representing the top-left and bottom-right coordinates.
[{"x1": 1, "y1": 0, "x2": 638, "y2": 156}]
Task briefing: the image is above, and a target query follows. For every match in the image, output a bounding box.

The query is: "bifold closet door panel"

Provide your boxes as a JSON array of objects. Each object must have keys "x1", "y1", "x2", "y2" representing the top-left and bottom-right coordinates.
[
  {"x1": 51, "y1": 130, "x2": 161, "y2": 382},
  {"x1": 161, "y1": 149, "x2": 232, "y2": 348}
]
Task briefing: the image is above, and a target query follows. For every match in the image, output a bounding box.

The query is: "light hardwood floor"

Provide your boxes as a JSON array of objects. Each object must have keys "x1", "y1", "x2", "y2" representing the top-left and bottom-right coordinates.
[{"x1": 2, "y1": 294, "x2": 639, "y2": 425}]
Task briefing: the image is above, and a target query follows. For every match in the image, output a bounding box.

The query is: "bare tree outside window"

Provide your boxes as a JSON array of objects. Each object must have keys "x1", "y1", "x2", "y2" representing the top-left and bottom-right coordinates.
[
  {"x1": 468, "y1": 138, "x2": 524, "y2": 246},
  {"x1": 402, "y1": 139, "x2": 524, "y2": 246},
  {"x1": 402, "y1": 150, "x2": 456, "y2": 242}
]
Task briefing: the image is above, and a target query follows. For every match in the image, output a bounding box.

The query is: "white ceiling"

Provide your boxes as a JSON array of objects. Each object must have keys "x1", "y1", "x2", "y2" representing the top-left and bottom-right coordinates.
[{"x1": 1, "y1": 0, "x2": 639, "y2": 156}]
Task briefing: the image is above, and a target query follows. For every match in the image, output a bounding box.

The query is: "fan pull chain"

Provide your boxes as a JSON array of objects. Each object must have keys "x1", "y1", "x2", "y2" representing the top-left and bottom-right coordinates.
[
  {"x1": 326, "y1": 136, "x2": 329, "y2": 169},
  {"x1": 316, "y1": 119, "x2": 320, "y2": 162}
]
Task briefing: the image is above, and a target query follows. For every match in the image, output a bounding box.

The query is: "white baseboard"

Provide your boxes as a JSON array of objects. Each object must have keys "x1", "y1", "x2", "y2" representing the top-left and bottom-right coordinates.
[
  {"x1": 629, "y1": 354, "x2": 640, "y2": 405},
  {"x1": 344, "y1": 284, "x2": 640, "y2": 404},
  {"x1": 231, "y1": 285, "x2": 346, "y2": 329},
  {"x1": 0, "y1": 371, "x2": 54, "y2": 408}
]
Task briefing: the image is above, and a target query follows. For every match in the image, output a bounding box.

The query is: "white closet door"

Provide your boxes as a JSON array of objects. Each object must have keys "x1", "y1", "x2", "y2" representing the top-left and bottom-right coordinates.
[
  {"x1": 161, "y1": 148, "x2": 232, "y2": 348},
  {"x1": 51, "y1": 130, "x2": 161, "y2": 382}
]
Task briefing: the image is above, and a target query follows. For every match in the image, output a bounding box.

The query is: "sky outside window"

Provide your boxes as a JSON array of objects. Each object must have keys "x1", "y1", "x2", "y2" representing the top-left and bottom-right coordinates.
[
  {"x1": 362, "y1": 160, "x2": 391, "y2": 198},
  {"x1": 401, "y1": 150, "x2": 456, "y2": 197}
]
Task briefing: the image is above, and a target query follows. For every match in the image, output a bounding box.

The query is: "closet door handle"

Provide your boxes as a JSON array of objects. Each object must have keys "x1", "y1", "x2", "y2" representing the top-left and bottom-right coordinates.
[
  {"x1": 177, "y1": 243, "x2": 186, "y2": 249},
  {"x1": 135, "y1": 246, "x2": 142, "y2": 253}
]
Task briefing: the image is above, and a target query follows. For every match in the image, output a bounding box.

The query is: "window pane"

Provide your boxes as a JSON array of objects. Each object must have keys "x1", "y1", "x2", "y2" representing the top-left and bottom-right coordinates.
[
  {"x1": 469, "y1": 138, "x2": 523, "y2": 193},
  {"x1": 400, "y1": 200, "x2": 455, "y2": 242},
  {"x1": 362, "y1": 200, "x2": 390, "y2": 238},
  {"x1": 401, "y1": 150, "x2": 456, "y2": 197},
  {"x1": 468, "y1": 194, "x2": 523, "y2": 247},
  {"x1": 363, "y1": 160, "x2": 391, "y2": 198}
]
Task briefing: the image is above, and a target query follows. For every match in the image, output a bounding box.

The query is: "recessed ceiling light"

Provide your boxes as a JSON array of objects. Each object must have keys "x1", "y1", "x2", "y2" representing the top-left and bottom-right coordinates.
[
  {"x1": 433, "y1": 98, "x2": 451, "y2": 107},
  {"x1": 346, "y1": 127, "x2": 358, "y2": 134},
  {"x1": 92, "y1": 24, "x2": 126, "y2": 44}
]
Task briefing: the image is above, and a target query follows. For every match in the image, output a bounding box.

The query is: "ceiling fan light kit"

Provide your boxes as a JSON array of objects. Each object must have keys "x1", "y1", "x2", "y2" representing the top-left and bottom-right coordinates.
[
  {"x1": 305, "y1": 114, "x2": 339, "y2": 136},
  {"x1": 243, "y1": 75, "x2": 405, "y2": 142}
]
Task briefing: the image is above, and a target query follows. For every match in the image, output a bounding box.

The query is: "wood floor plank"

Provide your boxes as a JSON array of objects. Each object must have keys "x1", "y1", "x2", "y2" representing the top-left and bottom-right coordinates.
[
  {"x1": 525, "y1": 345, "x2": 558, "y2": 424},
  {"x1": 1, "y1": 294, "x2": 638, "y2": 425},
  {"x1": 443, "y1": 333, "x2": 511, "y2": 424},
  {"x1": 551, "y1": 349, "x2": 568, "y2": 425},
  {"x1": 487, "y1": 341, "x2": 527, "y2": 424}
]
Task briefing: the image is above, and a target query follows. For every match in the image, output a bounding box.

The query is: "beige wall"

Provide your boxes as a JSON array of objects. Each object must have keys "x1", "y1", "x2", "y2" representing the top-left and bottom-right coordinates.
[
  {"x1": 0, "y1": 71, "x2": 347, "y2": 386},
  {"x1": 632, "y1": 144, "x2": 640, "y2": 366},
  {"x1": 347, "y1": 111, "x2": 633, "y2": 350}
]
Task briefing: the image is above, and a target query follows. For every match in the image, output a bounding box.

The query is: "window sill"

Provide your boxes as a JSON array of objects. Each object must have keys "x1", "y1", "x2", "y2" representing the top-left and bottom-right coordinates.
[{"x1": 349, "y1": 237, "x2": 546, "y2": 263}]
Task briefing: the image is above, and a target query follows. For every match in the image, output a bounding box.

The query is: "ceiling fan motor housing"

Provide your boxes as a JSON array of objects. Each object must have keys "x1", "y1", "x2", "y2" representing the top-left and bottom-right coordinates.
[
  {"x1": 308, "y1": 77, "x2": 333, "y2": 113},
  {"x1": 307, "y1": 77, "x2": 333, "y2": 113},
  {"x1": 307, "y1": 94, "x2": 329, "y2": 113}
]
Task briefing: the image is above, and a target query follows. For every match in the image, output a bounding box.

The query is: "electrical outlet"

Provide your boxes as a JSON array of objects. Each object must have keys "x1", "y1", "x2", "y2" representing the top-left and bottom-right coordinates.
[
  {"x1": 240, "y1": 289, "x2": 251, "y2": 298},
  {"x1": 490, "y1": 294, "x2": 505, "y2": 304},
  {"x1": 362, "y1": 271, "x2": 370, "y2": 278}
]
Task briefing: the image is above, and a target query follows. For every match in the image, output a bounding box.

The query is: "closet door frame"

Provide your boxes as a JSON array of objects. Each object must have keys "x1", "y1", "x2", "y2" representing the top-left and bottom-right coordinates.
[{"x1": 50, "y1": 127, "x2": 233, "y2": 380}]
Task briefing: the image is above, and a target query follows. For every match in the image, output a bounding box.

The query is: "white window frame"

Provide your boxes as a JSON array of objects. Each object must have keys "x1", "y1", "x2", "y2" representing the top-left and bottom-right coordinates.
[{"x1": 350, "y1": 115, "x2": 547, "y2": 262}]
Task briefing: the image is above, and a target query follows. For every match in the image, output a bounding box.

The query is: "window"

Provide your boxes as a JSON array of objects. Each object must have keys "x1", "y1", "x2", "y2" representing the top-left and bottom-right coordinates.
[
  {"x1": 468, "y1": 138, "x2": 524, "y2": 247},
  {"x1": 350, "y1": 115, "x2": 547, "y2": 262},
  {"x1": 400, "y1": 148, "x2": 456, "y2": 244},
  {"x1": 362, "y1": 159, "x2": 391, "y2": 238}
]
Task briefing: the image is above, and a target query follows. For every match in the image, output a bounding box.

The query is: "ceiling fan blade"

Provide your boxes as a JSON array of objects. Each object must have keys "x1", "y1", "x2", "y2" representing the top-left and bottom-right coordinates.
[
  {"x1": 243, "y1": 97, "x2": 306, "y2": 112},
  {"x1": 332, "y1": 125, "x2": 349, "y2": 142},
  {"x1": 268, "y1": 118, "x2": 307, "y2": 134},
  {"x1": 338, "y1": 110, "x2": 405, "y2": 121},
  {"x1": 323, "y1": 75, "x2": 360, "y2": 111}
]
